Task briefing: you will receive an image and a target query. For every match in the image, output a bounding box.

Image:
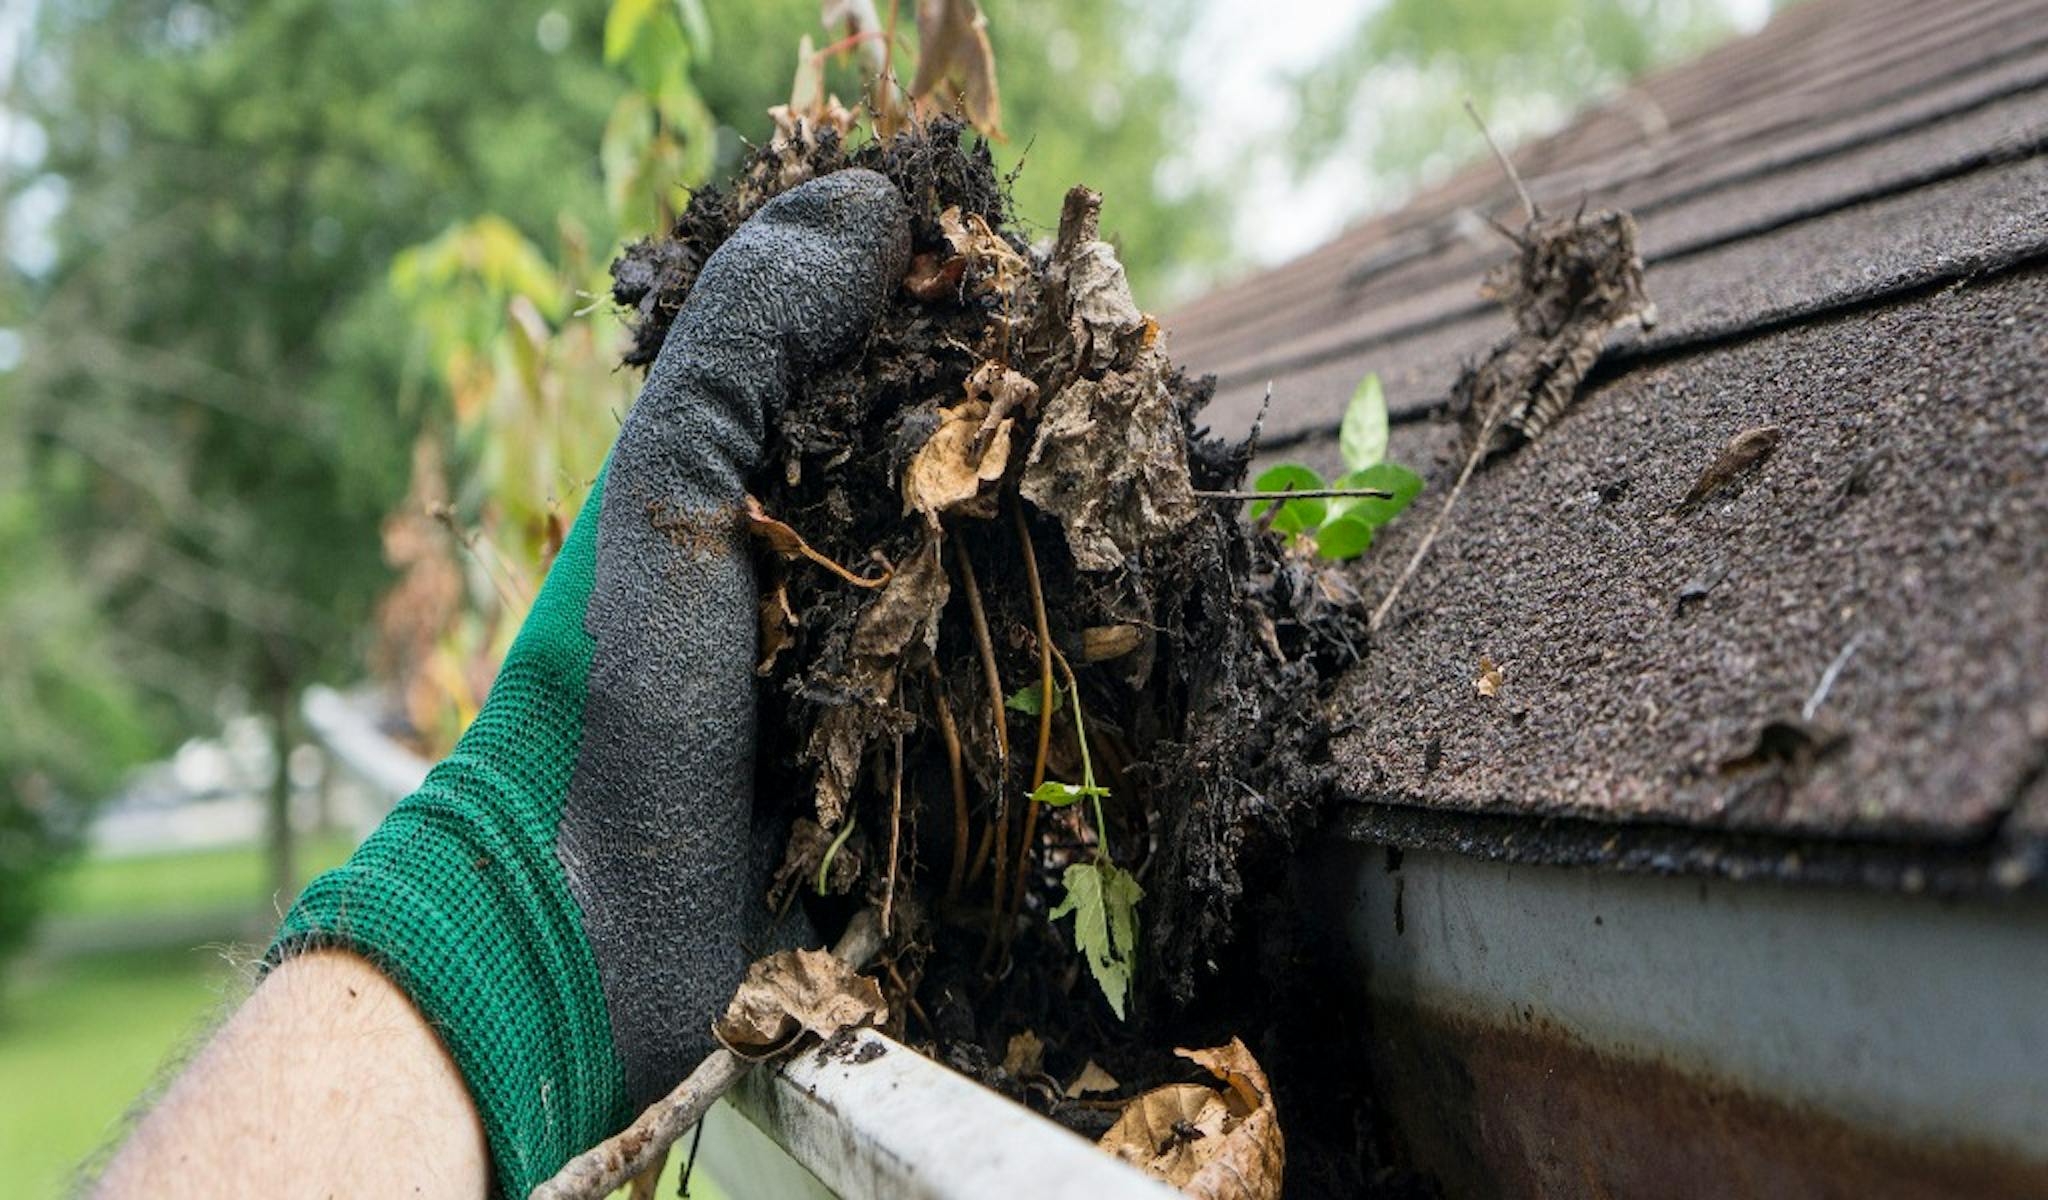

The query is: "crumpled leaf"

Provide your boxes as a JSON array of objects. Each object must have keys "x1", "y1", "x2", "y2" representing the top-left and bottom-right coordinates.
[
  {"x1": 1475, "y1": 656, "x2": 1503, "y2": 698},
  {"x1": 1021, "y1": 369, "x2": 1199, "y2": 572},
  {"x1": 903, "y1": 399, "x2": 1011, "y2": 519},
  {"x1": 806, "y1": 534, "x2": 949, "y2": 826},
  {"x1": 939, "y1": 206, "x2": 1027, "y2": 299},
  {"x1": 713, "y1": 948, "x2": 888, "y2": 1060},
  {"x1": 903, "y1": 250, "x2": 966, "y2": 301},
  {"x1": 1050, "y1": 186, "x2": 1148, "y2": 372},
  {"x1": 908, "y1": 0, "x2": 1002, "y2": 137},
  {"x1": 1050, "y1": 860, "x2": 1142, "y2": 1018},
  {"x1": 1100, "y1": 1038, "x2": 1285, "y2": 1200}
]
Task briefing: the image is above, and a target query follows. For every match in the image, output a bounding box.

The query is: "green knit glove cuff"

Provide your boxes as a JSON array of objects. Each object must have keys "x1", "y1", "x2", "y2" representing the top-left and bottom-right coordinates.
[{"x1": 270, "y1": 468, "x2": 629, "y2": 1198}]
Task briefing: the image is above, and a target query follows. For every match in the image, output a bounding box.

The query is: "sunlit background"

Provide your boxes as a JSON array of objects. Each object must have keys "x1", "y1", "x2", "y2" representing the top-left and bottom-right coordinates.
[{"x1": 0, "y1": 0, "x2": 1774, "y2": 1191}]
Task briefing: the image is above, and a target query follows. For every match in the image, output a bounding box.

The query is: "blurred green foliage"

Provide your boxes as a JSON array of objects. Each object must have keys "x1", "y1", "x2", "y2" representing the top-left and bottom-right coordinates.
[{"x1": 0, "y1": 0, "x2": 1219, "y2": 967}]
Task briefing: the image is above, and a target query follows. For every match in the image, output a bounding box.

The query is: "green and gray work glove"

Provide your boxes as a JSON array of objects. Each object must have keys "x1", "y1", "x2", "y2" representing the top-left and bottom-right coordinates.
[{"x1": 271, "y1": 170, "x2": 910, "y2": 1196}]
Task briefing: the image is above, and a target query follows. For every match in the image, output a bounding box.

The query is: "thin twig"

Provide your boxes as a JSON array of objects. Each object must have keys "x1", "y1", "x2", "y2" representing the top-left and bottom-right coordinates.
[
  {"x1": 1369, "y1": 403, "x2": 1505, "y2": 633},
  {"x1": 1803, "y1": 632, "x2": 1864, "y2": 721},
  {"x1": 1193, "y1": 486, "x2": 1394, "y2": 502},
  {"x1": 926, "y1": 661, "x2": 972, "y2": 904},
  {"x1": 952, "y1": 537, "x2": 1008, "y2": 763},
  {"x1": 1465, "y1": 98, "x2": 1538, "y2": 225},
  {"x1": 882, "y1": 709, "x2": 905, "y2": 937},
  {"x1": 528, "y1": 1050, "x2": 748, "y2": 1200},
  {"x1": 1009, "y1": 498, "x2": 1056, "y2": 932}
]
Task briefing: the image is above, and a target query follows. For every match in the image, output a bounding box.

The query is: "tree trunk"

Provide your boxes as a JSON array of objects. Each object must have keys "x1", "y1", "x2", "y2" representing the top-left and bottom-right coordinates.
[{"x1": 267, "y1": 682, "x2": 297, "y2": 906}]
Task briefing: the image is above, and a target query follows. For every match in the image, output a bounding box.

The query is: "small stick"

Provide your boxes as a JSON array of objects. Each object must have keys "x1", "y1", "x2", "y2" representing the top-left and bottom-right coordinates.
[
  {"x1": 1369, "y1": 401, "x2": 1505, "y2": 633},
  {"x1": 1193, "y1": 486, "x2": 1394, "y2": 502},
  {"x1": 1008, "y1": 497, "x2": 1056, "y2": 932},
  {"x1": 1465, "y1": 98, "x2": 1538, "y2": 225},
  {"x1": 531, "y1": 914, "x2": 884, "y2": 1200},
  {"x1": 926, "y1": 661, "x2": 972, "y2": 904},
  {"x1": 626, "y1": 1146, "x2": 670, "y2": 1200},
  {"x1": 530, "y1": 1050, "x2": 747, "y2": 1200},
  {"x1": 952, "y1": 538, "x2": 1009, "y2": 761},
  {"x1": 882, "y1": 713, "x2": 905, "y2": 937},
  {"x1": 1803, "y1": 632, "x2": 1864, "y2": 721}
]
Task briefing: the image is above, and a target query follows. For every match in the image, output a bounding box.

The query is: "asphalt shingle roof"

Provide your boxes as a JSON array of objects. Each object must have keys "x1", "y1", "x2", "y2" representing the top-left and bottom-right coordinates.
[{"x1": 1163, "y1": 0, "x2": 2048, "y2": 884}]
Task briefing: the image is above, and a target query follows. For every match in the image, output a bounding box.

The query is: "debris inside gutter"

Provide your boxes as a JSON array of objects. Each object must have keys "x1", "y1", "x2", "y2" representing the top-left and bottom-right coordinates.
[{"x1": 607, "y1": 110, "x2": 1648, "y2": 1197}]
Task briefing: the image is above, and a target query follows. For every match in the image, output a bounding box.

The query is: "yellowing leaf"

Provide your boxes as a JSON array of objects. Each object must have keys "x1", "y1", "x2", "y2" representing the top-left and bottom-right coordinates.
[
  {"x1": 1100, "y1": 1038, "x2": 1285, "y2": 1200},
  {"x1": 1050, "y1": 860, "x2": 1142, "y2": 1019}
]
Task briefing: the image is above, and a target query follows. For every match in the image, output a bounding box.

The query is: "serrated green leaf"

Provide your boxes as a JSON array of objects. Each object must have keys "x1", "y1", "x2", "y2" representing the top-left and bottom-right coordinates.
[
  {"x1": 1339, "y1": 373, "x2": 1388, "y2": 472},
  {"x1": 1050, "y1": 861, "x2": 1143, "y2": 1019},
  {"x1": 1030, "y1": 779, "x2": 1109, "y2": 808},
  {"x1": 1005, "y1": 680, "x2": 1064, "y2": 716},
  {"x1": 1248, "y1": 464, "x2": 1325, "y2": 536},
  {"x1": 1314, "y1": 514, "x2": 1374, "y2": 560},
  {"x1": 1327, "y1": 462, "x2": 1424, "y2": 528}
]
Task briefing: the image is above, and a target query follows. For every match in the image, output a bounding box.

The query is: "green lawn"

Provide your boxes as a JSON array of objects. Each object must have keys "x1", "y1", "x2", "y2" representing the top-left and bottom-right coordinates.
[
  {"x1": 49, "y1": 833, "x2": 357, "y2": 922},
  {"x1": 0, "y1": 944, "x2": 241, "y2": 1196},
  {"x1": 2, "y1": 837, "x2": 736, "y2": 1198}
]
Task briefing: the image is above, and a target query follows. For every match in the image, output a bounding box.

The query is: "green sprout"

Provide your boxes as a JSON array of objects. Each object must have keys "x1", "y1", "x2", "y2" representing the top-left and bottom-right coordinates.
[{"x1": 1248, "y1": 373, "x2": 1424, "y2": 559}]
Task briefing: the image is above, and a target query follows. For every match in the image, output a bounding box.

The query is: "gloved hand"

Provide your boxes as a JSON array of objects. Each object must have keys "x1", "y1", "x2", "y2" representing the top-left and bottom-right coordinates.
[{"x1": 272, "y1": 170, "x2": 910, "y2": 1196}]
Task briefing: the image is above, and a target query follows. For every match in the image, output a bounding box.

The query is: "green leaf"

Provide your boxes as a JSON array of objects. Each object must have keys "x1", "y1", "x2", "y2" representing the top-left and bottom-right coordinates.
[
  {"x1": 604, "y1": 0, "x2": 659, "y2": 64},
  {"x1": 1050, "y1": 860, "x2": 1144, "y2": 1019},
  {"x1": 1339, "y1": 372, "x2": 1388, "y2": 472},
  {"x1": 673, "y1": 0, "x2": 712, "y2": 55},
  {"x1": 1005, "y1": 680, "x2": 1064, "y2": 716},
  {"x1": 1248, "y1": 464, "x2": 1325, "y2": 536},
  {"x1": 1031, "y1": 779, "x2": 1109, "y2": 808},
  {"x1": 1314, "y1": 514, "x2": 1374, "y2": 560},
  {"x1": 1327, "y1": 462, "x2": 1424, "y2": 528}
]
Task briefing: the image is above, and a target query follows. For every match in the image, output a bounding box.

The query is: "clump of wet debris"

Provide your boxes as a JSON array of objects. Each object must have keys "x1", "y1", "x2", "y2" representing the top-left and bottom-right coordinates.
[
  {"x1": 610, "y1": 114, "x2": 1651, "y2": 1197},
  {"x1": 613, "y1": 115, "x2": 1358, "y2": 1184}
]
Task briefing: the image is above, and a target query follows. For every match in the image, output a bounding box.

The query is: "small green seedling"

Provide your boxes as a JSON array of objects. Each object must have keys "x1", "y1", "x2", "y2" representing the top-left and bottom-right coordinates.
[{"x1": 1248, "y1": 373, "x2": 1424, "y2": 559}]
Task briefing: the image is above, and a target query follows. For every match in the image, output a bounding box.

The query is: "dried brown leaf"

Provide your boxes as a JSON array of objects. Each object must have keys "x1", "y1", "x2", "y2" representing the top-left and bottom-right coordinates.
[
  {"x1": 903, "y1": 250, "x2": 966, "y2": 302},
  {"x1": 1679, "y1": 424, "x2": 1782, "y2": 510},
  {"x1": 1066, "y1": 1060, "x2": 1121, "y2": 1098},
  {"x1": 806, "y1": 534, "x2": 949, "y2": 826},
  {"x1": 712, "y1": 948, "x2": 887, "y2": 1060},
  {"x1": 1080, "y1": 624, "x2": 1142, "y2": 662},
  {"x1": 908, "y1": 0, "x2": 1002, "y2": 137},
  {"x1": 1001, "y1": 1030, "x2": 1044, "y2": 1078},
  {"x1": 1021, "y1": 368, "x2": 1198, "y2": 572},
  {"x1": 938, "y1": 206, "x2": 1026, "y2": 298},
  {"x1": 1475, "y1": 656, "x2": 1503, "y2": 698},
  {"x1": 902, "y1": 399, "x2": 1011, "y2": 520},
  {"x1": 758, "y1": 578, "x2": 799, "y2": 676},
  {"x1": 1100, "y1": 1039, "x2": 1284, "y2": 1200}
]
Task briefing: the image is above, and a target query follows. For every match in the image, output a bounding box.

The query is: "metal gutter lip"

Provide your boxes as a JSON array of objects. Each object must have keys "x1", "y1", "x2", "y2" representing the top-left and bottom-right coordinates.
[{"x1": 723, "y1": 1028, "x2": 1182, "y2": 1200}]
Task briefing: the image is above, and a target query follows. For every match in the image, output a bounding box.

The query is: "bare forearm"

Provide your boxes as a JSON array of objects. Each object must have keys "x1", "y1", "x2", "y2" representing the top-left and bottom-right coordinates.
[{"x1": 97, "y1": 951, "x2": 489, "y2": 1199}]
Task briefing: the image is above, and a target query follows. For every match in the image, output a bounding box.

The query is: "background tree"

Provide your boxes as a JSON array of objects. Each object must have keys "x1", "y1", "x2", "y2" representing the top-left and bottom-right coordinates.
[{"x1": 0, "y1": 0, "x2": 1224, "y2": 969}]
